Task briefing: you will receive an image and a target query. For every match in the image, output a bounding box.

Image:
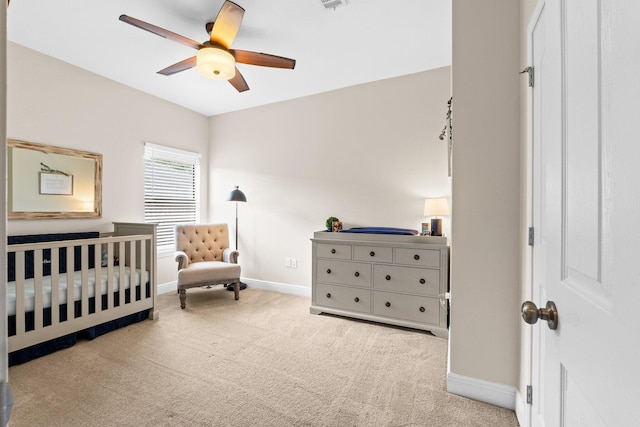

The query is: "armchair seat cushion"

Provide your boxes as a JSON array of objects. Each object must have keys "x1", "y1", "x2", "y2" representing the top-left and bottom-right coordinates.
[{"x1": 178, "y1": 261, "x2": 241, "y2": 288}]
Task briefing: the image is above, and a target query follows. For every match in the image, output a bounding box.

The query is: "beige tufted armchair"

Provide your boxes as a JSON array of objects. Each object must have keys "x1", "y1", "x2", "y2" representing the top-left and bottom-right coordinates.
[{"x1": 174, "y1": 223, "x2": 241, "y2": 309}]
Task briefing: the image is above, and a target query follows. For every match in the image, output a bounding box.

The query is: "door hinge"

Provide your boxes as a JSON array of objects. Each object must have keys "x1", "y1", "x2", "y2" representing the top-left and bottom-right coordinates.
[
  {"x1": 528, "y1": 227, "x2": 534, "y2": 246},
  {"x1": 520, "y1": 66, "x2": 534, "y2": 87},
  {"x1": 527, "y1": 385, "x2": 533, "y2": 405}
]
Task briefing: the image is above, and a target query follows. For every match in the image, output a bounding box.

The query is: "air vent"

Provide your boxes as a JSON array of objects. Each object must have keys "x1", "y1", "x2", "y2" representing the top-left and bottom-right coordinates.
[{"x1": 321, "y1": 0, "x2": 348, "y2": 11}]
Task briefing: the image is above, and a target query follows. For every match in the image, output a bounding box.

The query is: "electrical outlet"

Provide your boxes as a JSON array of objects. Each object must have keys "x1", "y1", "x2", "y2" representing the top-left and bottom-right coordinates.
[
  {"x1": 291, "y1": 258, "x2": 297, "y2": 268},
  {"x1": 285, "y1": 258, "x2": 291, "y2": 268}
]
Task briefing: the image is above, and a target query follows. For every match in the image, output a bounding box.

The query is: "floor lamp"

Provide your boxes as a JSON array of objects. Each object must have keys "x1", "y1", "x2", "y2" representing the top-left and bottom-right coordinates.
[{"x1": 227, "y1": 185, "x2": 247, "y2": 290}]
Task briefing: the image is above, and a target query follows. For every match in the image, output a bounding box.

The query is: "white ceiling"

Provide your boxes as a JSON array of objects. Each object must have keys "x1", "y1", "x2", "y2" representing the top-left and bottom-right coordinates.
[{"x1": 7, "y1": 0, "x2": 451, "y2": 117}]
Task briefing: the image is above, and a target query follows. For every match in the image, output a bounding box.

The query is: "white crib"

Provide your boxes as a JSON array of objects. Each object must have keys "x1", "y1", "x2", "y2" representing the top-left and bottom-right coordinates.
[{"x1": 7, "y1": 222, "x2": 157, "y2": 356}]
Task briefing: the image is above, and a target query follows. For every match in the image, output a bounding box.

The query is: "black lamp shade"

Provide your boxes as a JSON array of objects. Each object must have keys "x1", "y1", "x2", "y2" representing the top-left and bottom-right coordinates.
[{"x1": 227, "y1": 186, "x2": 246, "y2": 203}]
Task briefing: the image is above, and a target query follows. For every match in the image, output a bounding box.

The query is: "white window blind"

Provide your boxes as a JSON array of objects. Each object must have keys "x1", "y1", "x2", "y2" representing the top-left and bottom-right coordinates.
[{"x1": 144, "y1": 143, "x2": 201, "y2": 253}]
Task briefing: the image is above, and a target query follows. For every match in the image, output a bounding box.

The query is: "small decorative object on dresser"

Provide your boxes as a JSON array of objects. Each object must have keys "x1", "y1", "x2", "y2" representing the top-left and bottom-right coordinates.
[
  {"x1": 325, "y1": 216, "x2": 340, "y2": 231},
  {"x1": 421, "y1": 222, "x2": 431, "y2": 236},
  {"x1": 310, "y1": 230, "x2": 450, "y2": 338}
]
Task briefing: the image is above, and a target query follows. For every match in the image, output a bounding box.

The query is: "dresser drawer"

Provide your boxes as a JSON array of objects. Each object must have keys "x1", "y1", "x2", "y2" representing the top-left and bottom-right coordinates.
[
  {"x1": 316, "y1": 243, "x2": 352, "y2": 260},
  {"x1": 373, "y1": 291, "x2": 440, "y2": 325},
  {"x1": 317, "y1": 259, "x2": 371, "y2": 287},
  {"x1": 394, "y1": 248, "x2": 440, "y2": 268},
  {"x1": 315, "y1": 283, "x2": 371, "y2": 314},
  {"x1": 353, "y1": 245, "x2": 393, "y2": 263},
  {"x1": 373, "y1": 265, "x2": 440, "y2": 296}
]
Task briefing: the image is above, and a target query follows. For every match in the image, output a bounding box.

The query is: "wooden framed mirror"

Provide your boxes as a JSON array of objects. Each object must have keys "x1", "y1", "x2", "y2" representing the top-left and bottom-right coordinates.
[{"x1": 7, "y1": 139, "x2": 102, "y2": 219}]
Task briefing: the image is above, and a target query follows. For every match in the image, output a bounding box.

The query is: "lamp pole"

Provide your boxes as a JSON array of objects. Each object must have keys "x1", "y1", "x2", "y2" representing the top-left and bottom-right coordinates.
[{"x1": 234, "y1": 200, "x2": 239, "y2": 250}]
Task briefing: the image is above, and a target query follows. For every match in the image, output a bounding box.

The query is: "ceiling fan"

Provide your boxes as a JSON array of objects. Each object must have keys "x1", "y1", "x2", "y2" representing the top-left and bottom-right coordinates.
[{"x1": 119, "y1": 0, "x2": 296, "y2": 92}]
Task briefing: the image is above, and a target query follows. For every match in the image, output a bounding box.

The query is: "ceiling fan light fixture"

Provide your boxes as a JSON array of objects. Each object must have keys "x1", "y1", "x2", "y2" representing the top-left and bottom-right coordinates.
[{"x1": 196, "y1": 47, "x2": 236, "y2": 80}]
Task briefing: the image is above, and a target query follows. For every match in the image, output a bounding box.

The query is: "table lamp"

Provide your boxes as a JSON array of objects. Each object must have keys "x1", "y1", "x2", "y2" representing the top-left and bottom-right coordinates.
[{"x1": 424, "y1": 198, "x2": 449, "y2": 237}]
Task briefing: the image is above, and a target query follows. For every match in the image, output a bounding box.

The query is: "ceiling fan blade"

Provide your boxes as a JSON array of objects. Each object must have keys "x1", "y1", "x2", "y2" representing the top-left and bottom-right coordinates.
[
  {"x1": 157, "y1": 56, "x2": 197, "y2": 76},
  {"x1": 231, "y1": 50, "x2": 296, "y2": 69},
  {"x1": 209, "y1": 1, "x2": 245, "y2": 49},
  {"x1": 119, "y1": 15, "x2": 202, "y2": 50},
  {"x1": 228, "y1": 67, "x2": 250, "y2": 92}
]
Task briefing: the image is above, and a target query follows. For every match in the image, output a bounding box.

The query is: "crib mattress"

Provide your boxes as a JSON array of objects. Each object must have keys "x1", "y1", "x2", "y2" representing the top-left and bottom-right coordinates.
[{"x1": 7, "y1": 267, "x2": 149, "y2": 316}]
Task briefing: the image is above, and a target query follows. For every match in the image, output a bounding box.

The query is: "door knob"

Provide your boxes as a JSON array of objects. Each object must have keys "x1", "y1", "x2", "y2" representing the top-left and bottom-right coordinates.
[{"x1": 521, "y1": 300, "x2": 558, "y2": 330}]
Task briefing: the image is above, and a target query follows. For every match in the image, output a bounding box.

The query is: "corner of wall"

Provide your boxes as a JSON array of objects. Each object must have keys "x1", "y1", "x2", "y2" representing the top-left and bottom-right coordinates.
[
  {"x1": 449, "y1": 0, "x2": 522, "y2": 389},
  {"x1": 446, "y1": 371, "x2": 517, "y2": 410}
]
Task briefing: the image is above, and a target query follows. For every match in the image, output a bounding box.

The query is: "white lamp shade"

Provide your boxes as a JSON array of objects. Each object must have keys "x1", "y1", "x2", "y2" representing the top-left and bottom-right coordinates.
[
  {"x1": 196, "y1": 47, "x2": 236, "y2": 80},
  {"x1": 424, "y1": 198, "x2": 450, "y2": 216}
]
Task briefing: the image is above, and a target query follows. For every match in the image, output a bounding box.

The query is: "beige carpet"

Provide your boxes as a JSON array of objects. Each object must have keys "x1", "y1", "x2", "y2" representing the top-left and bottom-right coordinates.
[{"x1": 8, "y1": 288, "x2": 519, "y2": 426}]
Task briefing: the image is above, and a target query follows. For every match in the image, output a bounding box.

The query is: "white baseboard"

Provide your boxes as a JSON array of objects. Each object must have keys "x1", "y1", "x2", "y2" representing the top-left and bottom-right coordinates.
[
  {"x1": 240, "y1": 278, "x2": 311, "y2": 297},
  {"x1": 157, "y1": 278, "x2": 311, "y2": 298},
  {"x1": 515, "y1": 389, "x2": 530, "y2": 427},
  {"x1": 446, "y1": 371, "x2": 517, "y2": 410},
  {"x1": 158, "y1": 280, "x2": 177, "y2": 295}
]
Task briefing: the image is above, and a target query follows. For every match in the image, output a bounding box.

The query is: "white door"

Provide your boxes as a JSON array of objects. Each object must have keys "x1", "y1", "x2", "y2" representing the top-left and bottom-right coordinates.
[{"x1": 528, "y1": 0, "x2": 640, "y2": 425}]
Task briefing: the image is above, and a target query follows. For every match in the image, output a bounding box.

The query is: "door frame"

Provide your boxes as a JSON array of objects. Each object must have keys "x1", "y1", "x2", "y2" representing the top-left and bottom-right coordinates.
[
  {"x1": 521, "y1": 1, "x2": 547, "y2": 426},
  {"x1": 1, "y1": 0, "x2": 9, "y2": 379},
  {"x1": 1, "y1": 2, "x2": 11, "y2": 425}
]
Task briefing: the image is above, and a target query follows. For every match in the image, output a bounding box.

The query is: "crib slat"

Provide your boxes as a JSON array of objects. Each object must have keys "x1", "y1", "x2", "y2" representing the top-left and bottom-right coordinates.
[
  {"x1": 80, "y1": 245, "x2": 89, "y2": 318},
  {"x1": 66, "y1": 246, "x2": 74, "y2": 321},
  {"x1": 118, "y1": 241, "x2": 126, "y2": 307},
  {"x1": 140, "y1": 239, "x2": 147, "y2": 299},
  {"x1": 94, "y1": 243, "x2": 102, "y2": 314},
  {"x1": 15, "y1": 252, "x2": 26, "y2": 335},
  {"x1": 129, "y1": 239, "x2": 137, "y2": 303},
  {"x1": 50, "y1": 248, "x2": 60, "y2": 327},
  {"x1": 33, "y1": 250, "x2": 44, "y2": 330},
  {"x1": 107, "y1": 242, "x2": 114, "y2": 309}
]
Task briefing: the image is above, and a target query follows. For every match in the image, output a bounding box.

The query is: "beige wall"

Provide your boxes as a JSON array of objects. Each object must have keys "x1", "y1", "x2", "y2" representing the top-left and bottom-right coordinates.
[
  {"x1": 6, "y1": 42, "x2": 209, "y2": 285},
  {"x1": 6, "y1": 43, "x2": 452, "y2": 293},
  {"x1": 208, "y1": 67, "x2": 452, "y2": 289},
  {"x1": 450, "y1": 0, "x2": 521, "y2": 388}
]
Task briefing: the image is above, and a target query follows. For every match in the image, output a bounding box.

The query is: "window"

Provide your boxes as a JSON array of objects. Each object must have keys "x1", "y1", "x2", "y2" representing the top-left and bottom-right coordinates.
[{"x1": 144, "y1": 143, "x2": 201, "y2": 254}]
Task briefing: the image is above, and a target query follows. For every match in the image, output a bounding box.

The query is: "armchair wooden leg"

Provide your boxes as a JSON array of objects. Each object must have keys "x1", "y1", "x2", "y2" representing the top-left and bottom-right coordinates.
[
  {"x1": 179, "y1": 288, "x2": 187, "y2": 309},
  {"x1": 234, "y1": 281, "x2": 240, "y2": 300}
]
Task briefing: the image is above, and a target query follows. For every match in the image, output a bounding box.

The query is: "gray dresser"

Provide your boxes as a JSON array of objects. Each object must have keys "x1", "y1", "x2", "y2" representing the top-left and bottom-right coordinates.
[{"x1": 310, "y1": 231, "x2": 450, "y2": 338}]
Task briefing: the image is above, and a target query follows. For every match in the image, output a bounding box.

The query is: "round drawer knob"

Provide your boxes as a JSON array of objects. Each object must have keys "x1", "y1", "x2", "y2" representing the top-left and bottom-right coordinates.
[
  {"x1": 419, "y1": 278, "x2": 426, "y2": 284},
  {"x1": 326, "y1": 293, "x2": 332, "y2": 298},
  {"x1": 419, "y1": 306, "x2": 425, "y2": 312},
  {"x1": 354, "y1": 271, "x2": 360, "y2": 277},
  {"x1": 370, "y1": 251, "x2": 375, "y2": 257},
  {"x1": 414, "y1": 254, "x2": 420, "y2": 260},
  {"x1": 354, "y1": 297, "x2": 360, "y2": 303},
  {"x1": 385, "y1": 275, "x2": 391, "y2": 281},
  {"x1": 385, "y1": 302, "x2": 391, "y2": 308},
  {"x1": 326, "y1": 269, "x2": 332, "y2": 274},
  {"x1": 331, "y1": 248, "x2": 336, "y2": 254}
]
